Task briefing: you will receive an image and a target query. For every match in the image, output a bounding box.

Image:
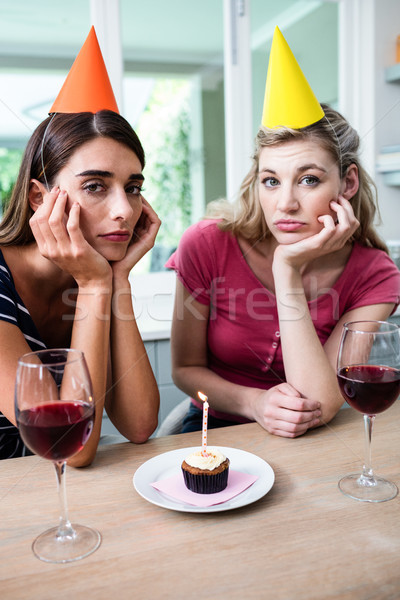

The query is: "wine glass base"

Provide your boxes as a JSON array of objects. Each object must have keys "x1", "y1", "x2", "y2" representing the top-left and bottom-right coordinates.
[
  {"x1": 32, "y1": 524, "x2": 101, "y2": 563},
  {"x1": 338, "y1": 473, "x2": 398, "y2": 503}
]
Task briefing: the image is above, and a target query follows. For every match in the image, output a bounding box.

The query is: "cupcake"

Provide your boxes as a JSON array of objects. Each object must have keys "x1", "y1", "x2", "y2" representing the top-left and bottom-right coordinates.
[{"x1": 181, "y1": 448, "x2": 230, "y2": 494}]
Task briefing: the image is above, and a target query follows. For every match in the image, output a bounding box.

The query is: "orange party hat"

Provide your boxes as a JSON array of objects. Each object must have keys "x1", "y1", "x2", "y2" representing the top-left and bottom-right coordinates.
[
  {"x1": 50, "y1": 26, "x2": 119, "y2": 115},
  {"x1": 261, "y1": 26, "x2": 324, "y2": 129}
]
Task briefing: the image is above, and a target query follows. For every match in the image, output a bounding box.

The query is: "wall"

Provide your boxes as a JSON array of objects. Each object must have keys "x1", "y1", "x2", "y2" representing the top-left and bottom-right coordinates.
[
  {"x1": 202, "y1": 78, "x2": 227, "y2": 206},
  {"x1": 339, "y1": 0, "x2": 400, "y2": 243},
  {"x1": 374, "y1": 0, "x2": 400, "y2": 242}
]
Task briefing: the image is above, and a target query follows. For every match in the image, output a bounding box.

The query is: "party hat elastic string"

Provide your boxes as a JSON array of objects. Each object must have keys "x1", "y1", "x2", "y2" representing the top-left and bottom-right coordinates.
[
  {"x1": 40, "y1": 113, "x2": 56, "y2": 191},
  {"x1": 323, "y1": 114, "x2": 344, "y2": 178}
]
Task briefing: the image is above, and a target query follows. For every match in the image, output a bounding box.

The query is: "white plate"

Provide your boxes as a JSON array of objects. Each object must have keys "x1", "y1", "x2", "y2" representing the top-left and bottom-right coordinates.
[{"x1": 133, "y1": 446, "x2": 275, "y2": 513}]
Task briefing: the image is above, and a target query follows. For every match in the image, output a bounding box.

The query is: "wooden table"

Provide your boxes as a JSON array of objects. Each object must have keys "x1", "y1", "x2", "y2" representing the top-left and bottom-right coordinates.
[{"x1": 1, "y1": 403, "x2": 400, "y2": 600}]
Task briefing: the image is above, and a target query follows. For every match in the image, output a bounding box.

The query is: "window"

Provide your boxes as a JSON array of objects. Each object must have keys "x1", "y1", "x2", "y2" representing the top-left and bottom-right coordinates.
[
  {"x1": 0, "y1": 0, "x2": 339, "y2": 271},
  {"x1": 120, "y1": 0, "x2": 225, "y2": 273}
]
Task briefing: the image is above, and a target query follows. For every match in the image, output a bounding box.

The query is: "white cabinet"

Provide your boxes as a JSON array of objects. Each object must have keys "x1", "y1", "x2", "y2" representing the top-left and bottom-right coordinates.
[{"x1": 153, "y1": 340, "x2": 187, "y2": 426}]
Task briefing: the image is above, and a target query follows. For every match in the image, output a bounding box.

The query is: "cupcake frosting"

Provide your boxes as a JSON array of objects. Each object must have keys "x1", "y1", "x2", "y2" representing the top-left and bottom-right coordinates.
[{"x1": 184, "y1": 448, "x2": 226, "y2": 471}]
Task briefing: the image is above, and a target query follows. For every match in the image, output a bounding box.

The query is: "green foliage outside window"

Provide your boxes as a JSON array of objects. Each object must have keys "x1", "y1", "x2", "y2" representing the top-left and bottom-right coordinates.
[
  {"x1": 0, "y1": 148, "x2": 22, "y2": 215},
  {"x1": 137, "y1": 79, "x2": 192, "y2": 251}
]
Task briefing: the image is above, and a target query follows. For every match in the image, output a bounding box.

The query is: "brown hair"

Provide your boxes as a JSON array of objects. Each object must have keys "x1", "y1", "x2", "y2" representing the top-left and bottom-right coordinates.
[
  {"x1": 0, "y1": 110, "x2": 145, "y2": 246},
  {"x1": 208, "y1": 104, "x2": 387, "y2": 252}
]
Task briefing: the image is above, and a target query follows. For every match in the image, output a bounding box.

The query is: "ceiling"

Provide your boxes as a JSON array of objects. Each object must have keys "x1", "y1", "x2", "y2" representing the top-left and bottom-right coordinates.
[{"x1": 0, "y1": 0, "x2": 308, "y2": 63}]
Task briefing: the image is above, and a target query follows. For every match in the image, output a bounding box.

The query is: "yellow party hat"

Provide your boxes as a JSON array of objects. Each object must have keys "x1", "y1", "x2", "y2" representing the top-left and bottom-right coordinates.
[
  {"x1": 50, "y1": 26, "x2": 119, "y2": 115},
  {"x1": 261, "y1": 26, "x2": 324, "y2": 129}
]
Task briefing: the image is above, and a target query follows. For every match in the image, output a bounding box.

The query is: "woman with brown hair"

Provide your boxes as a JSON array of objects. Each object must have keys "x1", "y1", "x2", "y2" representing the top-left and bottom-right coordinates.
[{"x1": 0, "y1": 31, "x2": 160, "y2": 463}]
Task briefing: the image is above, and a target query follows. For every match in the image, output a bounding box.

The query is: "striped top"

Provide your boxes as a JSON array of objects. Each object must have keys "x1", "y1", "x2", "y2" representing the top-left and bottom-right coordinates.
[{"x1": 0, "y1": 249, "x2": 45, "y2": 459}]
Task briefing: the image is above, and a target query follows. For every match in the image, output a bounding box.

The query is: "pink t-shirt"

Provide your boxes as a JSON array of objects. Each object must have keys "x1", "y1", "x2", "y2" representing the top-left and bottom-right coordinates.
[{"x1": 166, "y1": 220, "x2": 400, "y2": 422}]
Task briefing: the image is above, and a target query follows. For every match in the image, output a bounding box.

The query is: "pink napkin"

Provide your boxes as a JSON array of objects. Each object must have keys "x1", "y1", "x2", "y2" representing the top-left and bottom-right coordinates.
[{"x1": 151, "y1": 470, "x2": 258, "y2": 507}]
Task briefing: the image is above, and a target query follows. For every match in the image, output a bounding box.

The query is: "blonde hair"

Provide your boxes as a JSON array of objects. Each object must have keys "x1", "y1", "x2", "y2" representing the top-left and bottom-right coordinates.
[{"x1": 207, "y1": 104, "x2": 388, "y2": 252}]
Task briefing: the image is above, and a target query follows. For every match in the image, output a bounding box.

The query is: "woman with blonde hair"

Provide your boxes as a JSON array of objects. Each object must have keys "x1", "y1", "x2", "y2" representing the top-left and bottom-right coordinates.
[{"x1": 166, "y1": 30, "x2": 400, "y2": 437}]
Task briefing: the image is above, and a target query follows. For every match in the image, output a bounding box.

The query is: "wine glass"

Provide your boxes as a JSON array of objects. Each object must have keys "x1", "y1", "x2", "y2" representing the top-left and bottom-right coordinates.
[
  {"x1": 15, "y1": 348, "x2": 101, "y2": 562},
  {"x1": 337, "y1": 320, "x2": 400, "y2": 502}
]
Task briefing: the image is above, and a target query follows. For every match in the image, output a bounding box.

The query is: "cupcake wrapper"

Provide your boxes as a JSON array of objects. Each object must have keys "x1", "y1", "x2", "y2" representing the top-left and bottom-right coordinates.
[{"x1": 182, "y1": 467, "x2": 229, "y2": 494}]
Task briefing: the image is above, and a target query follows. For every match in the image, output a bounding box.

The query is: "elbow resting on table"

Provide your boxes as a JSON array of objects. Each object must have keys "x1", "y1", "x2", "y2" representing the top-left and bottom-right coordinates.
[
  {"x1": 67, "y1": 450, "x2": 97, "y2": 469},
  {"x1": 113, "y1": 408, "x2": 159, "y2": 445},
  {"x1": 318, "y1": 398, "x2": 345, "y2": 428},
  {"x1": 128, "y1": 417, "x2": 159, "y2": 444},
  {"x1": 105, "y1": 386, "x2": 160, "y2": 444},
  {"x1": 67, "y1": 414, "x2": 159, "y2": 468}
]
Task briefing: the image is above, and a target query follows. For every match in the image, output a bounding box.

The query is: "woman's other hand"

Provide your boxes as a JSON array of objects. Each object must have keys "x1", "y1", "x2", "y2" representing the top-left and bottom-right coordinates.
[
  {"x1": 111, "y1": 197, "x2": 161, "y2": 280},
  {"x1": 249, "y1": 383, "x2": 322, "y2": 437},
  {"x1": 29, "y1": 186, "x2": 112, "y2": 287}
]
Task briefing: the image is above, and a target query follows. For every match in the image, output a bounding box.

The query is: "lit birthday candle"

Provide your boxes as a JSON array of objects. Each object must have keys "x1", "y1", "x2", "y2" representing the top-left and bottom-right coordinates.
[{"x1": 198, "y1": 391, "x2": 209, "y2": 457}]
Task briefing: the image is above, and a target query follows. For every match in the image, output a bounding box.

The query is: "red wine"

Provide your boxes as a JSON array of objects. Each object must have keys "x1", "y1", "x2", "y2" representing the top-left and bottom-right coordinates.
[
  {"x1": 18, "y1": 402, "x2": 94, "y2": 461},
  {"x1": 337, "y1": 365, "x2": 400, "y2": 415}
]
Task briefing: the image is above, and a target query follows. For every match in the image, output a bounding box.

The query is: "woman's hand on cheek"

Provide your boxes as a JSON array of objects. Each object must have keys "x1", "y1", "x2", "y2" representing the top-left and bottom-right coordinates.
[
  {"x1": 30, "y1": 186, "x2": 112, "y2": 287},
  {"x1": 274, "y1": 195, "x2": 359, "y2": 269},
  {"x1": 111, "y1": 198, "x2": 161, "y2": 279},
  {"x1": 328, "y1": 195, "x2": 359, "y2": 238},
  {"x1": 313, "y1": 194, "x2": 359, "y2": 250}
]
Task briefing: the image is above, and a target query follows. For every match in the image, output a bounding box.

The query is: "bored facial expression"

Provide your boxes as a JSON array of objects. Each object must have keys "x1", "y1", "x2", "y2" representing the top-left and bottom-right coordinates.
[
  {"x1": 55, "y1": 136, "x2": 144, "y2": 261},
  {"x1": 258, "y1": 139, "x2": 342, "y2": 243}
]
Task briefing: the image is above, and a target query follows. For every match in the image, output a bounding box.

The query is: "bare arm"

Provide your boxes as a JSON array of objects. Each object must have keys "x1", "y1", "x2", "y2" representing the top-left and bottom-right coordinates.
[
  {"x1": 0, "y1": 278, "x2": 112, "y2": 468},
  {"x1": 0, "y1": 287, "x2": 112, "y2": 468},
  {"x1": 274, "y1": 258, "x2": 395, "y2": 424},
  {"x1": 171, "y1": 280, "x2": 322, "y2": 437},
  {"x1": 66, "y1": 281, "x2": 112, "y2": 466},
  {"x1": 29, "y1": 187, "x2": 115, "y2": 466},
  {"x1": 0, "y1": 323, "x2": 41, "y2": 426},
  {"x1": 171, "y1": 280, "x2": 252, "y2": 415},
  {"x1": 105, "y1": 198, "x2": 161, "y2": 442},
  {"x1": 272, "y1": 196, "x2": 396, "y2": 426},
  {"x1": 105, "y1": 277, "x2": 160, "y2": 442}
]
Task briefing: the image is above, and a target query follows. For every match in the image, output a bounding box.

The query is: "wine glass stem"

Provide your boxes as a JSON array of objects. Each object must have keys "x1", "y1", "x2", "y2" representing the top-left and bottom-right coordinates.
[
  {"x1": 362, "y1": 414, "x2": 375, "y2": 480},
  {"x1": 54, "y1": 461, "x2": 76, "y2": 539}
]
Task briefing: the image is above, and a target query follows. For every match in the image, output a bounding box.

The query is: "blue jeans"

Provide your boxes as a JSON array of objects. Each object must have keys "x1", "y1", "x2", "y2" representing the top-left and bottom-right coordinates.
[{"x1": 181, "y1": 403, "x2": 240, "y2": 433}]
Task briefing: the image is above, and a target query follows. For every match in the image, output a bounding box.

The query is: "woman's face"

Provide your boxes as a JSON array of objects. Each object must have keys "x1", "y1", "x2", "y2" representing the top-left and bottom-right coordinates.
[
  {"x1": 258, "y1": 139, "x2": 343, "y2": 244},
  {"x1": 55, "y1": 136, "x2": 144, "y2": 261}
]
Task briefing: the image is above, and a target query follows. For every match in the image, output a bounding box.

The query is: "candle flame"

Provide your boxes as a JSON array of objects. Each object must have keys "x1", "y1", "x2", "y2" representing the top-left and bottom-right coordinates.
[{"x1": 198, "y1": 391, "x2": 208, "y2": 403}]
